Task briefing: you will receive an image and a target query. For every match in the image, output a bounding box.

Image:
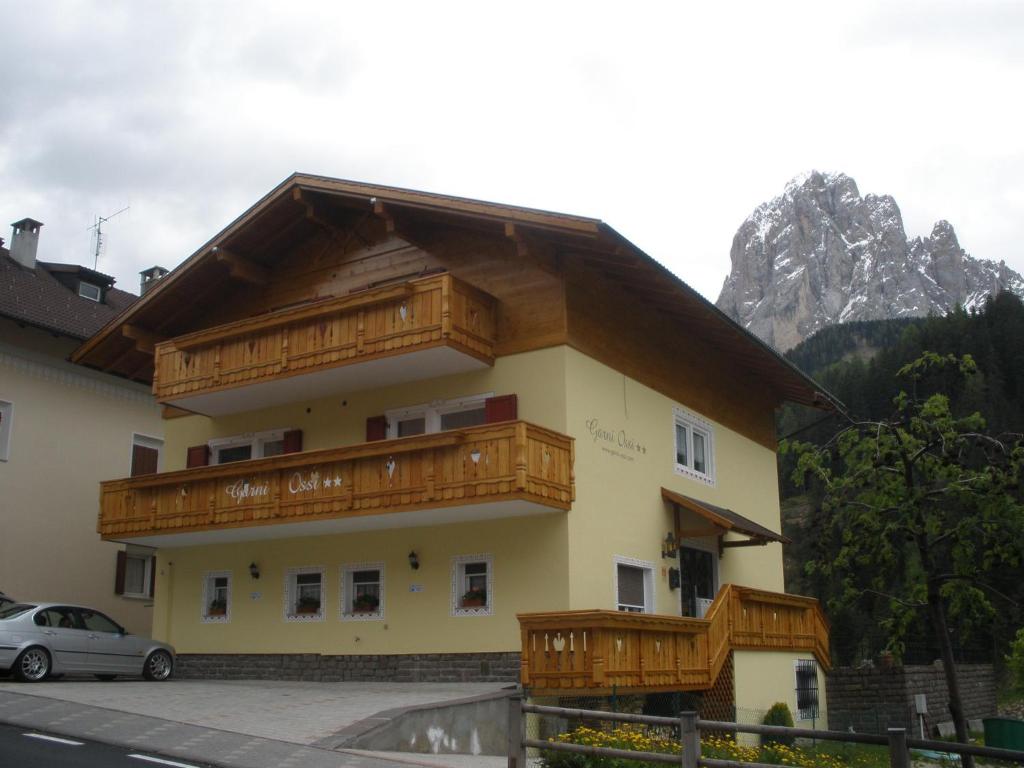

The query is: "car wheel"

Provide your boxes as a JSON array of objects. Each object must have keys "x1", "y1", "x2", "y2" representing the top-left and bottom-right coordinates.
[
  {"x1": 143, "y1": 650, "x2": 173, "y2": 681},
  {"x1": 95, "y1": 674, "x2": 117, "y2": 681},
  {"x1": 13, "y1": 647, "x2": 51, "y2": 683}
]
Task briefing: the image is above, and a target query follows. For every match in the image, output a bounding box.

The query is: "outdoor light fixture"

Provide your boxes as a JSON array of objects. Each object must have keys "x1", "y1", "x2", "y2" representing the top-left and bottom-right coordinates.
[
  {"x1": 249, "y1": 562, "x2": 260, "y2": 580},
  {"x1": 661, "y1": 531, "x2": 678, "y2": 559},
  {"x1": 408, "y1": 550, "x2": 420, "y2": 570}
]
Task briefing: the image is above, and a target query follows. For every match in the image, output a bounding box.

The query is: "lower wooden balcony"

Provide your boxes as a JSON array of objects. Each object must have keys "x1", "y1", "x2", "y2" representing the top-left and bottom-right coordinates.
[
  {"x1": 99, "y1": 421, "x2": 573, "y2": 547},
  {"x1": 518, "y1": 584, "x2": 830, "y2": 696}
]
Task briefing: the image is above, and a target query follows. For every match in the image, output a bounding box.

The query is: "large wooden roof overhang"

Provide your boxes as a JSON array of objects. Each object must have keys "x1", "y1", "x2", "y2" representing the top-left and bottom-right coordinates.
[
  {"x1": 72, "y1": 173, "x2": 838, "y2": 411},
  {"x1": 662, "y1": 487, "x2": 791, "y2": 547}
]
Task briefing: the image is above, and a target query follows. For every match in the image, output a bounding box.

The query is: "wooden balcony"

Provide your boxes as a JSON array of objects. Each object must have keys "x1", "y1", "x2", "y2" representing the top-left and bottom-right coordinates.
[
  {"x1": 99, "y1": 421, "x2": 573, "y2": 546},
  {"x1": 518, "y1": 584, "x2": 830, "y2": 696},
  {"x1": 152, "y1": 273, "x2": 497, "y2": 415}
]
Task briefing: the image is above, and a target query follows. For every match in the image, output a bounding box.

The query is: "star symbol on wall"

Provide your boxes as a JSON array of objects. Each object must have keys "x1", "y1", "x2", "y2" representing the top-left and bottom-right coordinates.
[
  {"x1": 323, "y1": 477, "x2": 333, "y2": 488},
  {"x1": 334, "y1": 475, "x2": 342, "y2": 487}
]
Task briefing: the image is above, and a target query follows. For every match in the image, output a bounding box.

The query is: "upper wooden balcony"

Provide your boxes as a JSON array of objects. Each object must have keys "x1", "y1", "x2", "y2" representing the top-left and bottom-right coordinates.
[
  {"x1": 518, "y1": 584, "x2": 830, "y2": 696},
  {"x1": 99, "y1": 421, "x2": 573, "y2": 547},
  {"x1": 152, "y1": 273, "x2": 497, "y2": 416}
]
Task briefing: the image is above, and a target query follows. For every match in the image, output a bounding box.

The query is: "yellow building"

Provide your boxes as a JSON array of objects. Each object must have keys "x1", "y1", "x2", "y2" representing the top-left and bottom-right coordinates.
[{"x1": 75, "y1": 176, "x2": 832, "y2": 725}]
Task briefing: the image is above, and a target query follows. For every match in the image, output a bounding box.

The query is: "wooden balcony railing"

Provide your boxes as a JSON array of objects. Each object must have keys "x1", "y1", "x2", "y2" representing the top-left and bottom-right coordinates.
[
  {"x1": 517, "y1": 584, "x2": 830, "y2": 695},
  {"x1": 99, "y1": 421, "x2": 572, "y2": 541},
  {"x1": 152, "y1": 273, "x2": 497, "y2": 403}
]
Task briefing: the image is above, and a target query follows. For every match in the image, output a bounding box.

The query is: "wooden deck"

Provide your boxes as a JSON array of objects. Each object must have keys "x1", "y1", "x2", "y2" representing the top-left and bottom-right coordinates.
[
  {"x1": 151, "y1": 273, "x2": 497, "y2": 404},
  {"x1": 518, "y1": 584, "x2": 830, "y2": 695},
  {"x1": 99, "y1": 421, "x2": 573, "y2": 541}
]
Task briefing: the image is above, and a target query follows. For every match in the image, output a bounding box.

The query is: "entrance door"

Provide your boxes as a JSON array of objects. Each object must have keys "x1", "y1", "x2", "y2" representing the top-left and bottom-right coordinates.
[{"x1": 679, "y1": 546, "x2": 715, "y2": 618}]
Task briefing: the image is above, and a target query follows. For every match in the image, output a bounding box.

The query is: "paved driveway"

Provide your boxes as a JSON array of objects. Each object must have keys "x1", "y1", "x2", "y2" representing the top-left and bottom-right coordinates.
[{"x1": 0, "y1": 679, "x2": 508, "y2": 746}]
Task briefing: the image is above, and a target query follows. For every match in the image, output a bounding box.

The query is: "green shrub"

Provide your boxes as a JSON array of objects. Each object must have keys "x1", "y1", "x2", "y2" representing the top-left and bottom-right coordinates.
[
  {"x1": 761, "y1": 702, "x2": 796, "y2": 748},
  {"x1": 1008, "y1": 627, "x2": 1024, "y2": 691}
]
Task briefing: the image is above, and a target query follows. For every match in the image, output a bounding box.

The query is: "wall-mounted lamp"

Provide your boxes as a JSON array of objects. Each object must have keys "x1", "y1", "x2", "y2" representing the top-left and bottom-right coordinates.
[
  {"x1": 408, "y1": 550, "x2": 420, "y2": 570},
  {"x1": 249, "y1": 562, "x2": 260, "y2": 580},
  {"x1": 661, "y1": 531, "x2": 678, "y2": 560}
]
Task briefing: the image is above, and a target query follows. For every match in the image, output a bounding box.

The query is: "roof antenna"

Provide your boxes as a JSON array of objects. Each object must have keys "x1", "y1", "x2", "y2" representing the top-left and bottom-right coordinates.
[{"x1": 87, "y1": 206, "x2": 129, "y2": 270}]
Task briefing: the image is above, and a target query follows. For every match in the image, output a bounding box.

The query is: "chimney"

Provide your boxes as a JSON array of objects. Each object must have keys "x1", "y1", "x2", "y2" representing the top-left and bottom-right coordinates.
[
  {"x1": 139, "y1": 265, "x2": 169, "y2": 295},
  {"x1": 10, "y1": 218, "x2": 44, "y2": 269}
]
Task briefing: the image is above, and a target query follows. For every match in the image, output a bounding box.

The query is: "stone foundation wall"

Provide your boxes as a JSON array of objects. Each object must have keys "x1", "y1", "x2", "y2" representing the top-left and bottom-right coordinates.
[
  {"x1": 827, "y1": 663, "x2": 996, "y2": 735},
  {"x1": 175, "y1": 652, "x2": 520, "y2": 683}
]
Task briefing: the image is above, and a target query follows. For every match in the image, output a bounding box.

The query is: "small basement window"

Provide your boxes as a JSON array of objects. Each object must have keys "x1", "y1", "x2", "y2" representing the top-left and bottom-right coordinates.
[{"x1": 78, "y1": 281, "x2": 102, "y2": 301}]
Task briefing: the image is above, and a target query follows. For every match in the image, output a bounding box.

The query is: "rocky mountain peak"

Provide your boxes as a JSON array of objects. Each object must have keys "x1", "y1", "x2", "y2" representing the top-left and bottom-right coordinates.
[{"x1": 716, "y1": 172, "x2": 1024, "y2": 351}]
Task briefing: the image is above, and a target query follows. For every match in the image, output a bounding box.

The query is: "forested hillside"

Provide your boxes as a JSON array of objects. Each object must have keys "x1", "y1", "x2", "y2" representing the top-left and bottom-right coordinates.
[{"x1": 778, "y1": 292, "x2": 1024, "y2": 666}]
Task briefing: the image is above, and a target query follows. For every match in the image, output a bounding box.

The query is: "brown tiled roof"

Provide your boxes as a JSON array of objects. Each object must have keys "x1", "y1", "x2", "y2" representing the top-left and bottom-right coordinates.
[{"x1": 0, "y1": 248, "x2": 137, "y2": 340}]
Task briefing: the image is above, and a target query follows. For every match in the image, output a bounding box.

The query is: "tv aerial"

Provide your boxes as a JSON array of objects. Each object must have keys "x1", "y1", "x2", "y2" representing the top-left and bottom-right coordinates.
[{"x1": 87, "y1": 206, "x2": 129, "y2": 270}]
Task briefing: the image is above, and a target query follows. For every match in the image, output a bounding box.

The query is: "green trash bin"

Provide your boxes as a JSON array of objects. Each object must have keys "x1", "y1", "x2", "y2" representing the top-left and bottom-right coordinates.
[{"x1": 983, "y1": 717, "x2": 1024, "y2": 750}]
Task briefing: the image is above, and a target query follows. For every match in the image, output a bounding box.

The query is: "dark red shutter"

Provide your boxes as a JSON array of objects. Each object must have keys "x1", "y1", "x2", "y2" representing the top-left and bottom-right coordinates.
[
  {"x1": 149, "y1": 557, "x2": 156, "y2": 598},
  {"x1": 114, "y1": 551, "x2": 127, "y2": 595},
  {"x1": 484, "y1": 394, "x2": 518, "y2": 423},
  {"x1": 366, "y1": 415, "x2": 388, "y2": 441},
  {"x1": 186, "y1": 444, "x2": 210, "y2": 468},
  {"x1": 282, "y1": 429, "x2": 303, "y2": 454},
  {"x1": 131, "y1": 444, "x2": 159, "y2": 477}
]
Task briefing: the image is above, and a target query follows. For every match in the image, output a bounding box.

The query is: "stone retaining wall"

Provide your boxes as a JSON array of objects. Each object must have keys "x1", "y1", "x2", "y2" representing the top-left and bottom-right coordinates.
[
  {"x1": 175, "y1": 652, "x2": 520, "y2": 683},
  {"x1": 827, "y1": 663, "x2": 996, "y2": 735}
]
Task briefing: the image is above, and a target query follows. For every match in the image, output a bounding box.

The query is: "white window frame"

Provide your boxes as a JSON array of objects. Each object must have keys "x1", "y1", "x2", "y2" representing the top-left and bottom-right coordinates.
[
  {"x1": 451, "y1": 553, "x2": 494, "y2": 617},
  {"x1": 201, "y1": 570, "x2": 232, "y2": 623},
  {"x1": 122, "y1": 547, "x2": 154, "y2": 600},
  {"x1": 673, "y1": 406, "x2": 715, "y2": 486},
  {"x1": 78, "y1": 281, "x2": 101, "y2": 301},
  {"x1": 209, "y1": 428, "x2": 290, "y2": 464},
  {"x1": 386, "y1": 393, "x2": 493, "y2": 439},
  {"x1": 340, "y1": 561, "x2": 385, "y2": 621},
  {"x1": 131, "y1": 433, "x2": 164, "y2": 474},
  {"x1": 0, "y1": 400, "x2": 12, "y2": 462},
  {"x1": 613, "y1": 555, "x2": 655, "y2": 614},
  {"x1": 283, "y1": 566, "x2": 325, "y2": 622}
]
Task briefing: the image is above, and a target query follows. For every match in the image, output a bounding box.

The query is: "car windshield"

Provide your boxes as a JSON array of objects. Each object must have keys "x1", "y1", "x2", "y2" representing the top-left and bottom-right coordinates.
[{"x1": 0, "y1": 603, "x2": 36, "y2": 620}]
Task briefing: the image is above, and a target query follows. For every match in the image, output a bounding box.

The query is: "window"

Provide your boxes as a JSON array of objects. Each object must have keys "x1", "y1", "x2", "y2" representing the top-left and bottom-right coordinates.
[
  {"x1": 210, "y1": 429, "x2": 288, "y2": 465},
  {"x1": 0, "y1": 400, "x2": 12, "y2": 461},
  {"x1": 673, "y1": 406, "x2": 715, "y2": 485},
  {"x1": 79, "y1": 608, "x2": 122, "y2": 634},
  {"x1": 795, "y1": 659, "x2": 820, "y2": 720},
  {"x1": 614, "y1": 556, "x2": 654, "y2": 613},
  {"x1": 341, "y1": 562, "x2": 384, "y2": 620},
  {"x1": 451, "y1": 554, "x2": 493, "y2": 616},
  {"x1": 284, "y1": 567, "x2": 324, "y2": 621},
  {"x1": 131, "y1": 434, "x2": 163, "y2": 476},
  {"x1": 116, "y1": 548, "x2": 154, "y2": 599},
  {"x1": 387, "y1": 393, "x2": 492, "y2": 439},
  {"x1": 202, "y1": 571, "x2": 231, "y2": 623},
  {"x1": 78, "y1": 281, "x2": 101, "y2": 301}
]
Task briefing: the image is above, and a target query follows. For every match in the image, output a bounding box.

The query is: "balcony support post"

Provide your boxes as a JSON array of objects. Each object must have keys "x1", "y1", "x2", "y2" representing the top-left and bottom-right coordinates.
[{"x1": 514, "y1": 422, "x2": 528, "y2": 492}]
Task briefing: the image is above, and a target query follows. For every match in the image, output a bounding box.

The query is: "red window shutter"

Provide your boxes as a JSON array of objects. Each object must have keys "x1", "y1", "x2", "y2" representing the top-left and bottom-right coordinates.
[
  {"x1": 114, "y1": 551, "x2": 127, "y2": 595},
  {"x1": 149, "y1": 557, "x2": 156, "y2": 598},
  {"x1": 282, "y1": 429, "x2": 303, "y2": 454},
  {"x1": 366, "y1": 415, "x2": 388, "y2": 441},
  {"x1": 186, "y1": 444, "x2": 210, "y2": 468},
  {"x1": 484, "y1": 394, "x2": 518, "y2": 423}
]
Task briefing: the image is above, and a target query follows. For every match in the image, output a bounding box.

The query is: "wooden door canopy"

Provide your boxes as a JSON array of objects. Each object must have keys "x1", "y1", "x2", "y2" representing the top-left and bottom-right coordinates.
[{"x1": 662, "y1": 487, "x2": 790, "y2": 547}]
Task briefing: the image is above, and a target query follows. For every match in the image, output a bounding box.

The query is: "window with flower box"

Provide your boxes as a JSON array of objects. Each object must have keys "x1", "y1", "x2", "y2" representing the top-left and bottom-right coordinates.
[
  {"x1": 202, "y1": 571, "x2": 231, "y2": 623},
  {"x1": 284, "y1": 567, "x2": 324, "y2": 622},
  {"x1": 451, "y1": 554, "x2": 493, "y2": 616},
  {"x1": 341, "y1": 562, "x2": 384, "y2": 621}
]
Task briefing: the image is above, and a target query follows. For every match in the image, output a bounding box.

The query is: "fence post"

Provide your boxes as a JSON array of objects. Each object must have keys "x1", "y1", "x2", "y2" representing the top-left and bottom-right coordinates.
[
  {"x1": 681, "y1": 711, "x2": 699, "y2": 768},
  {"x1": 508, "y1": 693, "x2": 525, "y2": 768},
  {"x1": 887, "y1": 727, "x2": 909, "y2": 768}
]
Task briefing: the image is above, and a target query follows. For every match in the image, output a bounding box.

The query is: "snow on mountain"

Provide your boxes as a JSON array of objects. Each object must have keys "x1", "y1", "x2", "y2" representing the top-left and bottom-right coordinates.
[{"x1": 716, "y1": 171, "x2": 1024, "y2": 351}]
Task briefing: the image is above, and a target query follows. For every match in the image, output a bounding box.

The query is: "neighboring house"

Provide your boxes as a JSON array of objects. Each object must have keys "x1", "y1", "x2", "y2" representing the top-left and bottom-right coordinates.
[
  {"x1": 74, "y1": 176, "x2": 834, "y2": 723},
  {"x1": 0, "y1": 219, "x2": 164, "y2": 635}
]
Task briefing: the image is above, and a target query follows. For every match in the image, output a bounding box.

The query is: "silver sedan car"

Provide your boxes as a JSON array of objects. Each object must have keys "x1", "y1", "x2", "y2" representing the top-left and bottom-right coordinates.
[{"x1": 0, "y1": 602, "x2": 175, "y2": 683}]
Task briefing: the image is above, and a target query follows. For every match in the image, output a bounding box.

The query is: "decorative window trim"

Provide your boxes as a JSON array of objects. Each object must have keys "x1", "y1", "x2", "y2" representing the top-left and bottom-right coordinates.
[
  {"x1": 340, "y1": 561, "x2": 385, "y2": 621},
  {"x1": 672, "y1": 406, "x2": 716, "y2": 486},
  {"x1": 386, "y1": 393, "x2": 493, "y2": 439},
  {"x1": 209, "y1": 428, "x2": 290, "y2": 464},
  {"x1": 78, "y1": 281, "x2": 101, "y2": 302},
  {"x1": 613, "y1": 555, "x2": 655, "y2": 614},
  {"x1": 0, "y1": 400, "x2": 12, "y2": 462},
  {"x1": 201, "y1": 571, "x2": 232, "y2": 623},
  {"x1": 283, "y1": 566, "x2": 325, "y2": 622},
  {"x1": 450, "y1": 553, "x2": 494, "y2": 617}
]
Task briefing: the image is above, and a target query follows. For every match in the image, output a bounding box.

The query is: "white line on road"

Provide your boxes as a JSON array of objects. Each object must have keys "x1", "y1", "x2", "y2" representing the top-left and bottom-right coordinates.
[
  {"x1": 23, "y1": 732, "x2": 85, "y2": 746},
  {"x1": 128, "y1": 755, "x2": 202, "y2": 768}
]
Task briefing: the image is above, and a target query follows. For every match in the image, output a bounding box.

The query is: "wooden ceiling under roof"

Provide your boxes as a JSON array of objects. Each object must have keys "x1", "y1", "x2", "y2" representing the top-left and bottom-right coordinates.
[{"x1": 72, "y1": 173, "x2": 838, "y2": 412}]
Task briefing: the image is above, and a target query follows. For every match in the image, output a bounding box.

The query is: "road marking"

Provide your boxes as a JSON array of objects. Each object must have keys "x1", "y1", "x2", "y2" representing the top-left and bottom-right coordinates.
[
  {"x1": 23, "y1": 732, "x2": 84, "y2": 746},
  {"x1": 128, "y1": 755, "x2": 202, "y2": 768}
]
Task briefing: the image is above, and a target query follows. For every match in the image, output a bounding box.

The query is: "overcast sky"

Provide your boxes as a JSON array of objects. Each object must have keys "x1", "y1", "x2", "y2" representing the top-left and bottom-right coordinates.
[{"x1": 1, "y1": 1, "x2": 1021, "y2": 301}]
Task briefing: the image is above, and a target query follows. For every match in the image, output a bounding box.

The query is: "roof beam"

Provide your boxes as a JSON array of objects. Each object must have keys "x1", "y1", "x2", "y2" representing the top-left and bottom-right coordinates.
[
  {"x1": 121, "y1": 324, "x2": 166, "y2": 355},
  {"x1": 212, "y1": 247, "x2": 268, "y2": 285}
]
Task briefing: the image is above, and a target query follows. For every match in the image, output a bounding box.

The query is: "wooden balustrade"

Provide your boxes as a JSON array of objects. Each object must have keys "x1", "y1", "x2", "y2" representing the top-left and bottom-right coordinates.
[
  {"x1": 518, "y1": 584, "x2": 830, "y2": 696},
  {"x1": 151, "y1": 273, "x2": 497, "y2": 403},
  {"x1": 98, "y1": 421, "x2": 572, "y2": 541}
]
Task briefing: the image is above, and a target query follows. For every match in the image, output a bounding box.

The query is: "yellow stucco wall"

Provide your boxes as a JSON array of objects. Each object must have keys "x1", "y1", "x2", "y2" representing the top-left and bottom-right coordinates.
[
  {"x1": 0, "y1": 320, "x2": 164, "y2": 634},
  {"x1": 733, "y1": 650, "x2": 829, "y2": 733}
]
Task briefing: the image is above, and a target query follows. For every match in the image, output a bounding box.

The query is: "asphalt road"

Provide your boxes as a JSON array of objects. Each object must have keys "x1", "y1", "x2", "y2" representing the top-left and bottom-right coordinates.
[{"x1": 0, "y1": 722, "x2": 215, "y2": 768}]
